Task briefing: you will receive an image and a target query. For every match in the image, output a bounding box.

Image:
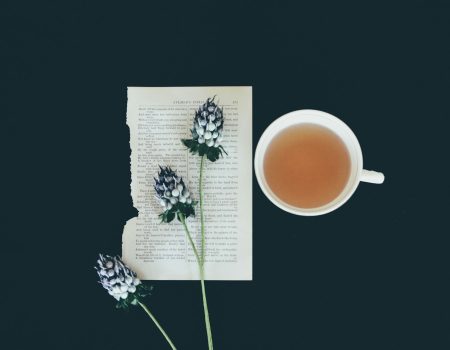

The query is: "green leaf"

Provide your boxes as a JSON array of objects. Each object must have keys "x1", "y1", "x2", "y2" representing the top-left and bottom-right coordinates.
[
  {"x1": 158, "y1": 201, "x2": 198, "y2": 223},
  {"x1": 182, "y1": 138, "x2": 229, "y2": 162},
  {"x1": 115, "y1": 299, "x2": 129, "y2": 310},
  {"x1": 219, "y1": 145, "x2": 228, "y2": 155},
  {"x1": 198, "y1": 144, "x2": 208, "y2": 156},
  {"x1": 205, "y1": 146, "x2": 222, "y2": 162},
  {"x1": 182, "y1": 138, "x2": 201, "y2": 154},
  {"x1": 207, "y1": 152, "x2": 217, "y2": 162},
  {"x1": 166, "y1": 212, "x2": 175, "y2": 223},
  {"x1": 182, "y1": 139, "x2": 193, "y2": 148}
]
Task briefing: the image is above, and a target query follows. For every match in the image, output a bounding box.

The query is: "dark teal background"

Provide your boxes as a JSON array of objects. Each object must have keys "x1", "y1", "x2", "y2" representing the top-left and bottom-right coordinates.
[{"x1": 2, "y1": 1, "x2": 449, "y2": 349}]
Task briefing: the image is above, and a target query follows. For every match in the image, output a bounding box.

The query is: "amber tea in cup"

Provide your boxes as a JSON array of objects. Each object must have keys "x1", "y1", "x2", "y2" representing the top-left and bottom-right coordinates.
[
  {"x1": 255, "y1": 110, "x2": 384, "y2": 216},
  {"x1": 263, "y1": 123, "x2": 351, "y2": 209}
]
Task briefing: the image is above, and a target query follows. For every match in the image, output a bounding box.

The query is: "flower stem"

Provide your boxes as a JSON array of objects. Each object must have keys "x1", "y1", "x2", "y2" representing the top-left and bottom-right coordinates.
[
  {"x1": 138, "y1": 301, "x2": 177, "y2": 350},
  {"x1": 179, "y1": 211, "x2": 213, "y2": 349},
  {"x1": 179, "y1": 213, "x2": 201, "y2": 264},
  {"x1": 198, "y1": 155, "x2": 213, "y2": 350},
  {"x1": 199, "y1": 155, "x2": 206, "y2": 263},
  {"x1": 200, "y1": 264, "x2": 213, "y2": 350}
]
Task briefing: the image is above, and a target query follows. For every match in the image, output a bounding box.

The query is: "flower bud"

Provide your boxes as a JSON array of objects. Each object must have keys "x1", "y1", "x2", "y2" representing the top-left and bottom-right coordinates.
[
  {"x1": 95, "y1": 254, "x2": 149, "y2": 306},
  {"x1": 188, "y1": 97, "x2": 224, "y2": 148}
]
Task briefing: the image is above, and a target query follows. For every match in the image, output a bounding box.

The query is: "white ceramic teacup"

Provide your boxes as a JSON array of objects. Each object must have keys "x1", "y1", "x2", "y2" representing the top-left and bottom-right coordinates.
[{"x1": 254, "y1": 109, "x2": 384, "y2": 216}]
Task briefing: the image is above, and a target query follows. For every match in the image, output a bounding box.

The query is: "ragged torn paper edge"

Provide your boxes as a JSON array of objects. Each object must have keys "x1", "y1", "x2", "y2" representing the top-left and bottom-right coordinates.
[
  {"x1": 121, "y1": 87, "x2": 141, "y2": 277},
  {"x1": 120, "y1": 86, "x2": 253, "y2": 280},
  {"x1": 120, "y1": 87, "x2": 199, "y2": 280}
]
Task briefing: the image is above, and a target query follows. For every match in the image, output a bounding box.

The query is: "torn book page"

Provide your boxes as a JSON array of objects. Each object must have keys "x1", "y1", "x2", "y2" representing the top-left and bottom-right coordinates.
[{"x1": 122, "y1": 86, "x2": 252, "y2": 280}]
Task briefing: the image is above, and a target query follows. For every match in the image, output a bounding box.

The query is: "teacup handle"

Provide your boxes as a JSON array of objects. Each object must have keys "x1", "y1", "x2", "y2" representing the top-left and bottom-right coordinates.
[{"x1": 361, "y1": 169, "x2": 385, "y2": 184}]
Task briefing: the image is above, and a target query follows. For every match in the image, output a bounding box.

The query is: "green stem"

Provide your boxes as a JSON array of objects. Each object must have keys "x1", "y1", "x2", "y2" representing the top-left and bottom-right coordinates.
[
  {"x1": 179, "y1": 211, "x2": 213, "y2": 349},
  {"x1": 179, "y1": 213, "x2": 201, "y2": 265},
  {"x1": 198, "y1": 155, "x2": 213, "y2": 350},
  {"x1": 138, "y1": 301, "x2": 177, "y2": 350},
  {"x1": 199, "y1": 155, "x2": 206, "y2": 263},
  {"x1": 200, "y1": 264, "x2": 213, "y2": 350}
]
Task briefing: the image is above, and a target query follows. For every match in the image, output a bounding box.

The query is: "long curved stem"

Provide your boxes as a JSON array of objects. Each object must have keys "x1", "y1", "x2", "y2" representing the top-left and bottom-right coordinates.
[
  {"x1": 179, "y1": 213, "x2": 201, "y2": 264},
  {"x1": 198, "y1": 155, "x2": 213, "y2": 350},
  {"x1": 199, "y1": 155, "x2": 206, "y2": 263},
  {"x1": 179, "y1": 209, "x2": 213, "y2": 349},
  {"x1": 138, "y1": 301, "x2": 177, "y2": 350},
  {"x1": 200, "y1": 264, "x2": 213, "y2": 350}
]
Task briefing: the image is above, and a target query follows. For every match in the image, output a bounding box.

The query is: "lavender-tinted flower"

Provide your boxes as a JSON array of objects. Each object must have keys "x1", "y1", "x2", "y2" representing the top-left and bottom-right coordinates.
[
  {"x1": 182, "y1": 96, "x2": 227, "y2": 162},
  {"x1": 154, "y1": 166, "x2": 196, "y2": 222},
  {"x1": 154, "y1": 166, "x2": 192, "y2": 210},
  {"x1": 96, "y1": 254, "x2": 150, "y2": 308},
  {"x1": 191, "y1": 96, "x2": 224, "y2": 147}
]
